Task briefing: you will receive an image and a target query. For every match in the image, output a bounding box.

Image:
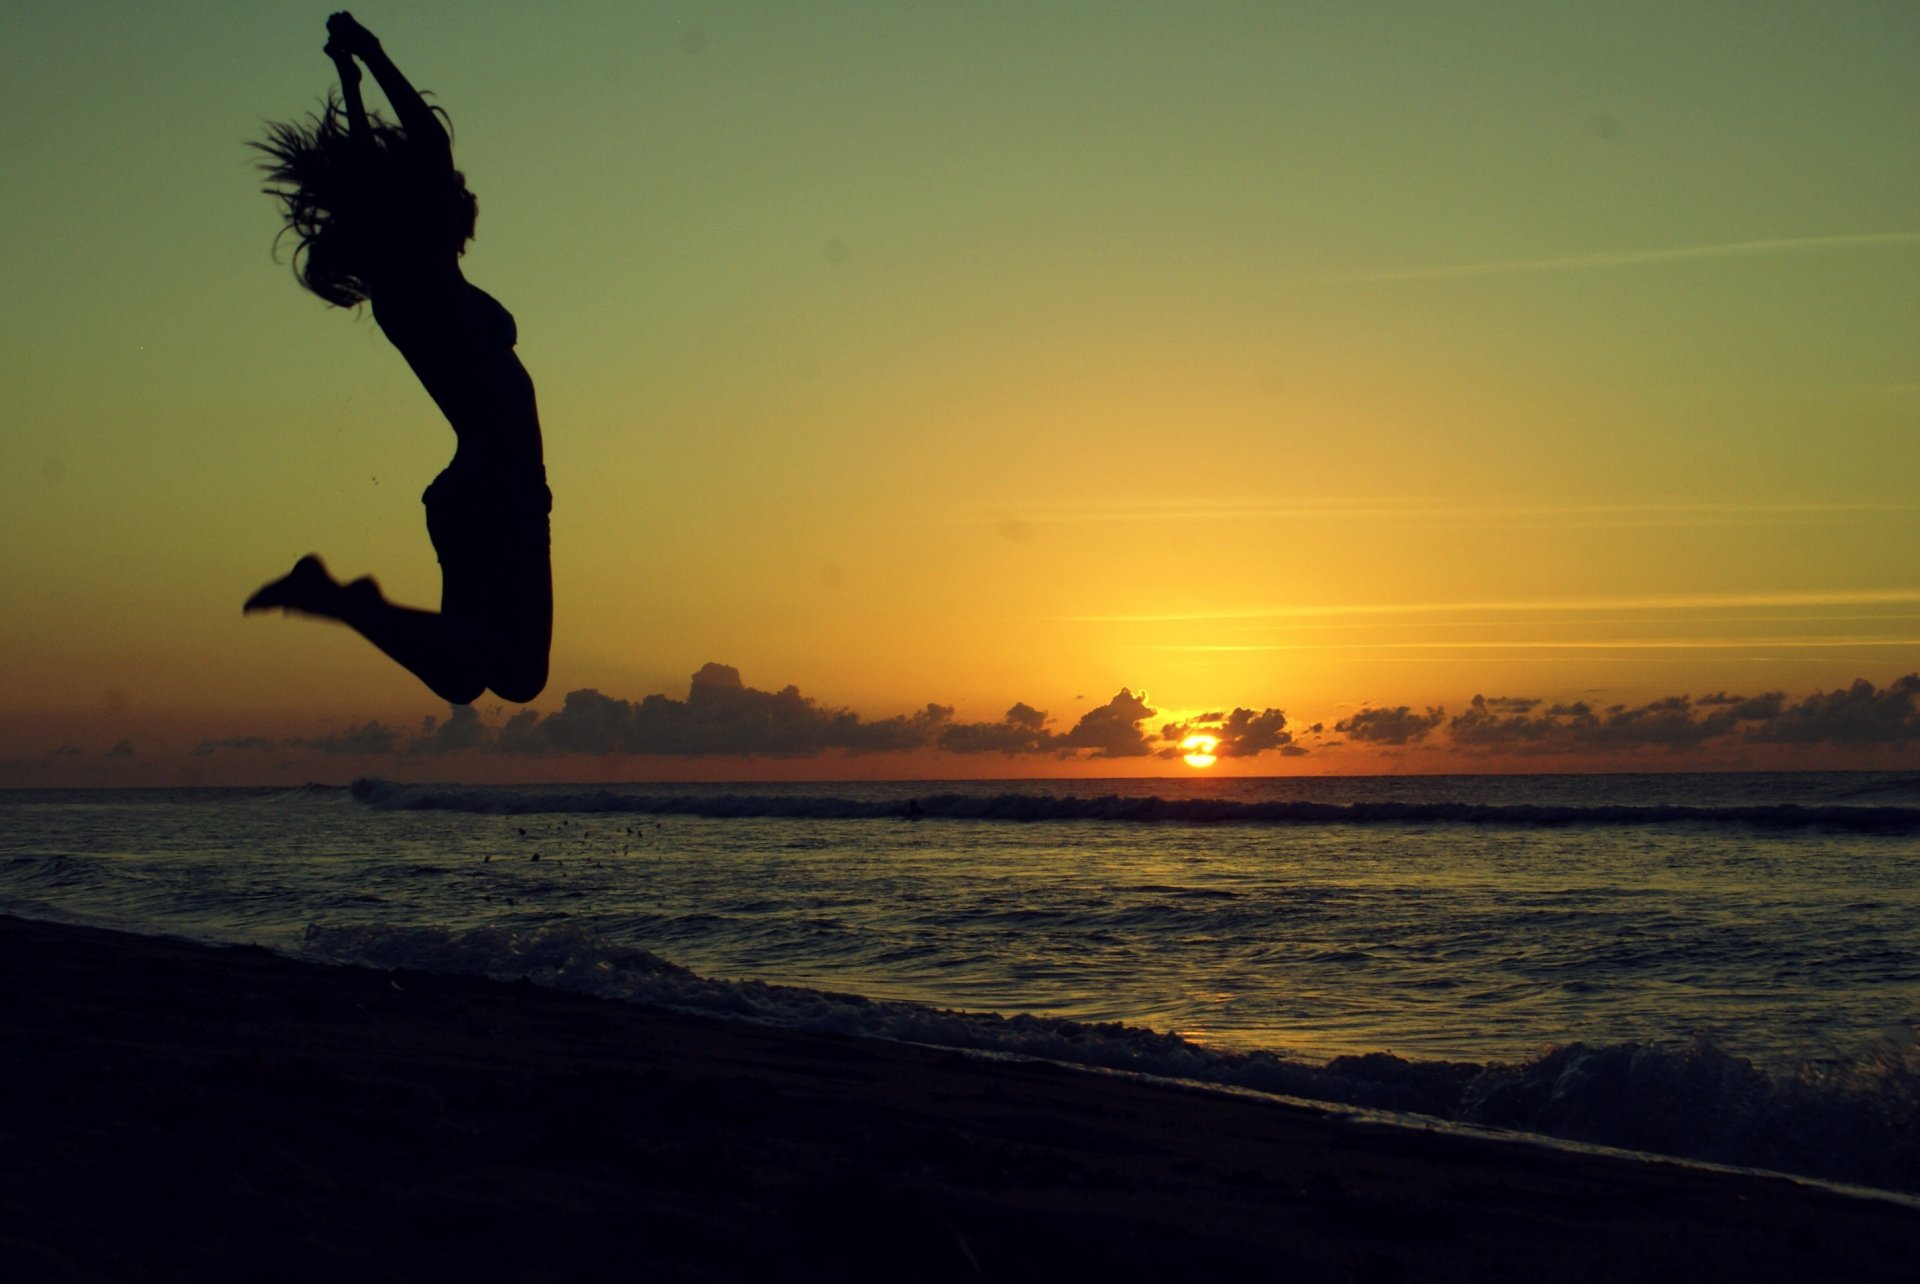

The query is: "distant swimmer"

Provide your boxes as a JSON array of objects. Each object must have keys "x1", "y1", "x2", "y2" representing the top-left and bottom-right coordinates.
[{"x1": 245, "y1": 12, "x2": 550, "y2": 705}]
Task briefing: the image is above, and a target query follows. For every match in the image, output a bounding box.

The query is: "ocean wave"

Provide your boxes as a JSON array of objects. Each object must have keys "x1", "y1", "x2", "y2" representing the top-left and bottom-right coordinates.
[
  {"x1": 349, "y1": 777, "x2": 1920, "y2": 833},
  {"x1": 300, "y1": 919, "x2": 1920, "y2": 1193}
]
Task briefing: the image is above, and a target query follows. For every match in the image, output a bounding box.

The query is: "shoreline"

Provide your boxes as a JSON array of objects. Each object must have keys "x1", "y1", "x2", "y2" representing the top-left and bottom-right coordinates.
[
  {"x1": 1064, "y1": 1061, "x2": 1920, "y2": 1214},
  {"x1": 5, "y1": 914, "x2": 1918, "y2": 1281}
]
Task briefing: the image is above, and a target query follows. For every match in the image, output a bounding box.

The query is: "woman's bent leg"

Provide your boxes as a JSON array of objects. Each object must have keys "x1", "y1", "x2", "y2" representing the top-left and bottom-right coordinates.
[
  {"x1": 246, "y1": 556, "x2": 489, "y2": 705},
  {"x1": 339, "y1": 586, "x2": 489, "y2": 706},
  {"x1": 436, "y1": 535, "x2": 551, "y2": 705}
]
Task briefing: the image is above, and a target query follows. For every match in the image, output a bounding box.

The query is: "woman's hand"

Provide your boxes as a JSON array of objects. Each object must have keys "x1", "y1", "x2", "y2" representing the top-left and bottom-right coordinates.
[
  {"x1": 324, "y1": 40, "x2": 363, "y2": 85},
  {"x1": 326, "y1": 11, "x2": 381, "y2": 58}
]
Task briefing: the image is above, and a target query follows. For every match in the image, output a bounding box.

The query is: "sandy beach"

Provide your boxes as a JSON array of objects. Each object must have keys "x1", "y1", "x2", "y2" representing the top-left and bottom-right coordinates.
[{"x1": 2, "y1": 914, "x2": 1915, "y2": 1282}]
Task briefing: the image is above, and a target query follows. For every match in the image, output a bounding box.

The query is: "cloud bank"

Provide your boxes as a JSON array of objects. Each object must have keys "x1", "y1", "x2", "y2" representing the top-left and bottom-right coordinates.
[
  {"x1": 1444, "y1": 680, "x2": 1920, "y2": 754},
  {"x1": 468, "y1": 671, "x2": 1264, "y2": 763},
  {"x1": 1335, "y1": 706, "x2": 1447, "y2": 745},
  {"x1": 186, "y1": 666, "x2": 1920, "y2": 765}
]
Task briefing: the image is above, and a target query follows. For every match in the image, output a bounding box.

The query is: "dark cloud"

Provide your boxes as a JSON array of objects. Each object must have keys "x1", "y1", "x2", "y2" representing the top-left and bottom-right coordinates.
[
  {"x1": 487, "y1": 673, "x2": 1164, "y2": 761},
  {"x1": 938, "y1": 703, "x2": 1054, "y2": 755},
  {"x1": 502, "y1": 665, "x2": 954, "y2": 757},
  {"x1": 104, "y1": 740, "x2": 134, "y2": 758},
  {"x1": 1597, "y1": 697, "x2": 1718, "y2": 749},
  {"x1": 1164, "y1": 707, "x2": 1295, "y2": 758},
  {"x1": 1335, "y1": 705, "x2": 1446, "y2": 745},
  {"x1": 192, "y1": 722, "x2": 404, "y2": 757},
  {"x1": 1447, "y1": 689, "x2": 1792, "y2": 755},
  {"x1": 535, "y1": 688, "x2": 637, "y2": 755},
  {"x1": 191, "y1": 735, "x2": 276, "y2": 757},
  {"x1": 1005, "y1": 702, "x2": 1047, "y2": 731},
  {"x1": 413, "y1": 704, "x2": 489, "y2": 755},
  {"x1": 1748, "y1": 675, "x2": 1920, "y2": 746},
  {"x1": 1057, "y1": 689, "x2": 1157, "y2": 758},
  {"x1": 292, "y1": 722, "x2": 405, "y2": 755},
  {"x1": 495, "y1": 708, "x2": 544, "y2": 755},
  {"x1": 1480, "y1": 695, "x2": 1540, "y2": 714},
  {"x1": 175, "y1": 666, "x2": 1920, "y2": 767},
  {"x1": 1216, "y1": 707, "x2": 1293, "y2": 756}
]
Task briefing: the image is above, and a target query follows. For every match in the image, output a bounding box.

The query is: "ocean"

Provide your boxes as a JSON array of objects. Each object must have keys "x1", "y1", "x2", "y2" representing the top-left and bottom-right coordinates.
[{"x1": 5, "y1": 771, "x2": 1919, "y2": 1192}]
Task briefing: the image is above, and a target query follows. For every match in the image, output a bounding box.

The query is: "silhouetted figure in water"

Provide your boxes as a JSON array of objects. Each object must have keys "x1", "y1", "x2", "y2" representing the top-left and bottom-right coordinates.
[{"x1": 246, "y1": 12, "x2": 550, "y2": 704}]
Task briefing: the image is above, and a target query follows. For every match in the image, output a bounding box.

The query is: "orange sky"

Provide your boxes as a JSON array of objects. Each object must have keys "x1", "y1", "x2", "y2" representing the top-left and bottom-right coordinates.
[{"x1": 3, "y1": 3, "x2": 1918, "y2": 785}]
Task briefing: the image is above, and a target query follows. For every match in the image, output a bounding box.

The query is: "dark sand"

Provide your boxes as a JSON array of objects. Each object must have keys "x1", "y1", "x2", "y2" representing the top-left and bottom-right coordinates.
[{"x1": 3, "y1": 916, "x2": 1915, "y2": 1282}]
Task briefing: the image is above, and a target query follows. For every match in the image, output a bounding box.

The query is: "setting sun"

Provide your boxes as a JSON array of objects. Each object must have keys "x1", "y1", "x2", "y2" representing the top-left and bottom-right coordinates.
[{"x1": 1180, "y1": 735, "x2": 1219, "y2": 769}]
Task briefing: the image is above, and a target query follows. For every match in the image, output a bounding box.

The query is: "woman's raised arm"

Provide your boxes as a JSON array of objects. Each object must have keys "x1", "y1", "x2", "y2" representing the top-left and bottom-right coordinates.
[
  {"x1": 326, "y1": 11, "x2": 452, "y2": 167},
  {"x1": 327, "y1": 40, "x2": 371, "y2": 139}
]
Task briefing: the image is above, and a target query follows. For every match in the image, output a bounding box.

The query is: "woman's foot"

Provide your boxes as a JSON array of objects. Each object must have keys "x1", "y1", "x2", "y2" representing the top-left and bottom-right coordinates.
[{"x1": 244, "y1": 555, "x2": 342, "y2": 617}]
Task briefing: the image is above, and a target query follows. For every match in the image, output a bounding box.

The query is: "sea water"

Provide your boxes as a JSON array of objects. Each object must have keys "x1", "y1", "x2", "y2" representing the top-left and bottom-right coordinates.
[{"x1": 4, "y1": 772, "x2": 1919, "y2": 1190}]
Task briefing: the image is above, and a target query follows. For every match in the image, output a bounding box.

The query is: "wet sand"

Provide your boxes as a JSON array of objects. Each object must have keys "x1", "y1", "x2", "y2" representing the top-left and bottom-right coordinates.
[{"x1": 3, "y1": 914, "x2": 1915, "y2": 1282}]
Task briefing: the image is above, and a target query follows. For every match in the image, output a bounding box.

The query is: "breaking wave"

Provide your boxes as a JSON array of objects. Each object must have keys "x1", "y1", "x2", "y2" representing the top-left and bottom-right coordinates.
[
  {"x1": 302, "y1": 919, "x2": 1920, "y2": 1194},
  {"x1": 350, "y1": 777, "x2": 1920, "y2": 833}
]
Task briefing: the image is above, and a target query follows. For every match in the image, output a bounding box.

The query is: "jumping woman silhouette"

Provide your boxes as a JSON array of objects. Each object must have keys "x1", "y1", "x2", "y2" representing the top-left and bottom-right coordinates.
[{"x1": 246, "y1": 11, "x2": 550, "y2": 705}]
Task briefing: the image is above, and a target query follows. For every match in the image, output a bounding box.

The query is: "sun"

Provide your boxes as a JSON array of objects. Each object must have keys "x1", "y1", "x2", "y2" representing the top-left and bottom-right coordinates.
[{"x1": 1180, "y1": 734, "x2": 1219, "y2": 769}]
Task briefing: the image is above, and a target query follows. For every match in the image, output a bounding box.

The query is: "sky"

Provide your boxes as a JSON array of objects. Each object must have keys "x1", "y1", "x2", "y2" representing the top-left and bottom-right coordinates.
[{"x1": 3, "y1": 1, "x2": 1918, "y2": 785}]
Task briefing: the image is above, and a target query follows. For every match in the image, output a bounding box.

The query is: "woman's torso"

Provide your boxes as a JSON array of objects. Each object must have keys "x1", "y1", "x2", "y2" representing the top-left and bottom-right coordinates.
[{"x1": 369, "y1": 267, "x2": 543, "y2": 472}]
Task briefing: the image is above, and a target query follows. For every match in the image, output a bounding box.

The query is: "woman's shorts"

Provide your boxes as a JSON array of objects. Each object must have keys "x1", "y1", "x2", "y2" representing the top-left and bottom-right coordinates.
[{"x1": 423, "y1": 462, "x2": 551, "y2": 573}]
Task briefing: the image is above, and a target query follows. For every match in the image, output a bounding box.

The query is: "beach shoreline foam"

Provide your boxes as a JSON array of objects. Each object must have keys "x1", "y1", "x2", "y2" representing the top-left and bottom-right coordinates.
[{"x1": 5, "y1": 914, "x2": 1917, "y2": 1281}]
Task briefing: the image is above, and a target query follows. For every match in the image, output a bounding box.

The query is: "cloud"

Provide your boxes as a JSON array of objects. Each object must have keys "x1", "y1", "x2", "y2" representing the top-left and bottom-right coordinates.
[
  {"x1": 1335, "y1": 706, "x2": 1446, "y2": 745},
  {"x1": 1749, "y1": 675, "x2": 1920, "y2": 746},
  {"x1": 1005, "y1": 702, "x2": 1048, "y2": 731},
  {"x1": 177, "y1": 666, "x2": 1920, "y2": 767},
  {"x1": 495, "y1": 708, "x2": 544, "y2": 755},
  {"x1": 1214, "y1": 707, "x2": 1293, "y2": 757},
  {"x1": 293, "y1": 723, "x2": 404, "y2": 755},
  {"x1": 1481, "y1": 695, "x2": 1540, "y2": 714},
  {"x1": 1334, "y1": 231, "x2": 1920, "y2": 283},
  {"x1": 191, "y1": 735, "x2": 276, "y2": 757},
  {"x1": 665, "y1": 662, "x2": 952, "y2": 756},
  {"x1": 413, "y1": 704, "x2": 489, "y2": 755},
  {"x1": 1057, "y1": 689, "x2": 1157, "y2": 758},
  {"x1": 1446, "y1": 689, "x2": 1794, "y2": 754},
  {"x1": 104, "y1": 740, "x2": 134, "y2": 758},
  {"x1": 1588, "y1": 696, "x2": 1756, "y2": 749},
  {"x1": 938, "y1": 703, "x2": 1054, "y2": 755},
  {"x1": 488, "y1": 672, "x2": 1168, "y2": 761},
  {"x1": 1164, "y1": 707, "x2": 1295, "y2": 758},
  {"x1": 193, "y1": 724, "x2": 403, "y2": 757},
  {"x1": 1073, "y1": 587, "x2": 1920, "y2": 624},
  {"x1": 492, "y1": 664, "x2": 955, "y2": 758}
]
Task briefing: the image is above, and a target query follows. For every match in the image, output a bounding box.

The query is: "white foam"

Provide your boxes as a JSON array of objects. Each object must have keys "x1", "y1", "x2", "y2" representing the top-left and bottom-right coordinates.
[{"x1": 299, "y1": 918, "x2": 1920, "y2": 1196}]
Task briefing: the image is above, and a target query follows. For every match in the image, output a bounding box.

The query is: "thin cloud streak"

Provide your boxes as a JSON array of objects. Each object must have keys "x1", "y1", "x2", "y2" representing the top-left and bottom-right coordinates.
[
  {"x1": 1331, "y1": 231, "x2": 1920, "y2": 283},
  {"x1": 1185, "y1": 656, "x2": 1887, "y2": 666},
  {"x1": 1069, "y1": 589, "x2": 1920, "y2": 624},
  {"x1": 974, "y1": 499, "x2": 1908, "y2": 529},
  {"x1": 1150, "y1": 638, "x2": 1920, "y2": 652},
  {"x1": 1225, "y1": 612, "x2": 1920, "y2": 635}
]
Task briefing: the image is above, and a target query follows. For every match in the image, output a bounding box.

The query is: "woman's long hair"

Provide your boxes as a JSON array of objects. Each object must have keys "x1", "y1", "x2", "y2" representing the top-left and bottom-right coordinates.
[{"x1": 253, "y1": 95, "x2": 479, "y2": 307}]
